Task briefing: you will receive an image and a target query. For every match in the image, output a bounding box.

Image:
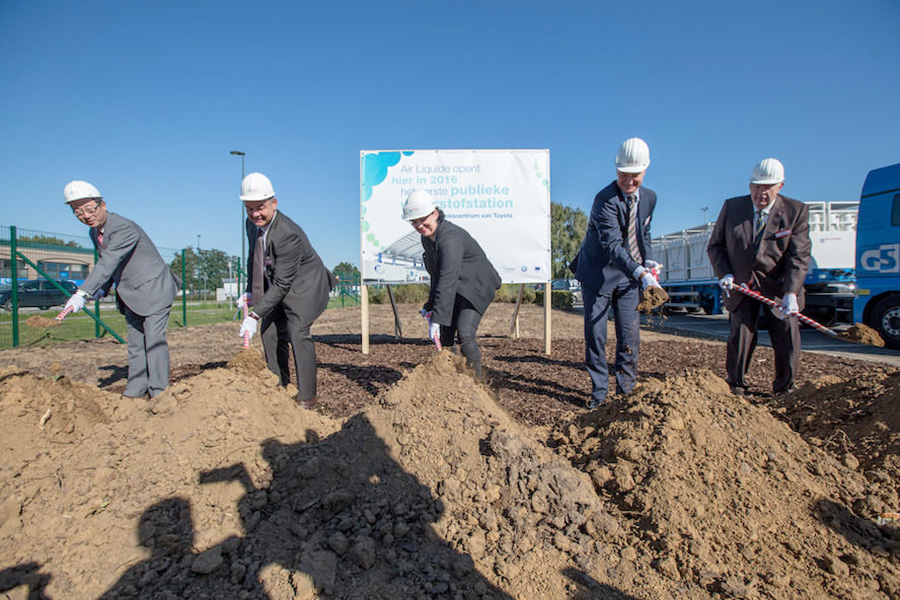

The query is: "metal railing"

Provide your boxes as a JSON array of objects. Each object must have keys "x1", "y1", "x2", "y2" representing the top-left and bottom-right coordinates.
[{"x1": 1, "y1": 225, "x2": 361, "y2": 349}]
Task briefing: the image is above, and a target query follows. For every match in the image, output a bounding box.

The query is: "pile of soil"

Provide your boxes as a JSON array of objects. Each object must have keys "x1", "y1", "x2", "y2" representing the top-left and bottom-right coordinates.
[{"x1": 1, "y1": 304, "x2": 899, "y2": 599}]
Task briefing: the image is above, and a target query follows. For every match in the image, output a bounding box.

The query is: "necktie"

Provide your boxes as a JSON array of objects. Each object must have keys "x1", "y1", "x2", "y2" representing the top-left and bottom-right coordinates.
[
  {"x1": 754, "y1": 210, "x2": 767, "y2": 248},
  {"x1": 626, "y1": 195, "x2": 642, "y2": 263},
  {"x1": 251, "y1": 230, "x2": 265, "y2": 303},
  {"x1": 96, "y1": 230, "x2": 104, "y2": 247}
]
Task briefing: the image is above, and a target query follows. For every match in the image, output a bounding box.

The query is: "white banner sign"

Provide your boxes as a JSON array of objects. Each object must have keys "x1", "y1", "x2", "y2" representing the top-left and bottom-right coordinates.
[{"x1": 360, "y1": 149, "x2": 550, "y2": 284}]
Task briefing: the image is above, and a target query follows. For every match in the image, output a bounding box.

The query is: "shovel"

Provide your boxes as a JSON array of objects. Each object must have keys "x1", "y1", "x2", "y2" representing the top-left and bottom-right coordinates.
[{"x1": 733, "y1": 284, "x2": 882, "y2": 346}]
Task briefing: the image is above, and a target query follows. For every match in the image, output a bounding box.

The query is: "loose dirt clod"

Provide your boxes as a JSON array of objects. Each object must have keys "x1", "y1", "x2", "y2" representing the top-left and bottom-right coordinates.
[
  {"x1": 638, "y1": 286, "x2": 669, "y2": 313},
  {"x1": 839, "y1": 322, "x2": 885, "y2": 347},
  {"x1": 25, "y1": 315, "x2": 61, "y2": 328}
]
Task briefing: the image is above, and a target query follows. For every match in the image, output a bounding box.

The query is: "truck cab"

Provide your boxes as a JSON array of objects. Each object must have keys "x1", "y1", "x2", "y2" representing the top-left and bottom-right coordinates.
[{"x1": 853, "y1": 163, "x2": 900, "y2": 349}]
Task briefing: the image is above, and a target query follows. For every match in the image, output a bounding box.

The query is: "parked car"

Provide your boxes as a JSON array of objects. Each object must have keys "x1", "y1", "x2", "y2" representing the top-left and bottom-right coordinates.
[{"x1": 0, "y1": 280, "x2": 77, "y2": 310}]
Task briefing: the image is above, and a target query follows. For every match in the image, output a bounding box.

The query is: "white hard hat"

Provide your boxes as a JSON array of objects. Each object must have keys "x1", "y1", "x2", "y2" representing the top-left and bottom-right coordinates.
[
  {"x1": 402, "y1": 190, "x2": 437, "y2": 221},
  {"x1": 749, "y1": 158, "x2": 785, "y2": 185},
  {"x1": 240, "y1": 172, "x2": 275, "y2": 202},
  {"x1": 615, "y1": 137, "x2": 650, "y2": 173},
  {"x1": 63, "y1": 180, "x2": 102, "y2": 204}
]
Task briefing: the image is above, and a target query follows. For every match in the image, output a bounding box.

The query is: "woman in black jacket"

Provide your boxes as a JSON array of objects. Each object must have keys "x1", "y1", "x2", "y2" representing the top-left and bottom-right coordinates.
[{"x1": 403, "y1": 191, "x2": 501, "y2": 379}]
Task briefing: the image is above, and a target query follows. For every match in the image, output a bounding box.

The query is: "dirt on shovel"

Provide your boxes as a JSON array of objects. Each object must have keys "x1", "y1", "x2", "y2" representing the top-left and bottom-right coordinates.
[
  {"x1": 25, "y1": 315, "x2": 62, "y2": 328},
  {"x1": 839, "y1": 322, "x2": 885, "y2": 347},
  {"x1": 638, "y1": 286, "x2": 669, "y2": 313}
]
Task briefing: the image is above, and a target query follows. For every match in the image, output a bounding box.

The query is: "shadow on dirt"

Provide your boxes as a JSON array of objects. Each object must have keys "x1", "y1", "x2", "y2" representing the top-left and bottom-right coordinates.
[
  {"x1": 814, "y1": 498, "x2": 900, "y2": 557},
  {"x1": 100, "y1": 414, "x2": 515, "y2": 598},
  {"x1": 0, "y1": 562, "x2": 52, "y2": 599}
]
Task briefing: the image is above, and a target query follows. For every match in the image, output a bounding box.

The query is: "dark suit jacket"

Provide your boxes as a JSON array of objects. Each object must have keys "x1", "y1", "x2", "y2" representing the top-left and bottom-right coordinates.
[
  {"x1": 422, "y1": 215, "x2": 501, "y2": 326},
  {"x1": 246, "y1": 211, "x2": 334, "y2": 324},
  {"x1": 707, "y1": 194, "x2": 812, "y2": 311},
  {"x1": 572, "y1": 181, "x2": 656, "y2": 294},
  {"x1": 81, "y1": 212, "x2": 177, "y2": 317}
]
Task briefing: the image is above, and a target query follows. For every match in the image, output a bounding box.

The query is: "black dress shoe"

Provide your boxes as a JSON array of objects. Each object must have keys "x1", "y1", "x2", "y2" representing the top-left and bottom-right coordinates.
[
  {"x1": 586, "y1": 398, "x2": 608, "y2": 410},
  {"x1": 772, "y1": 385, "x2": 798, "y2": 398},
  {"x1": 296, "y1": 395, "x2": 319, "y2": 410}
]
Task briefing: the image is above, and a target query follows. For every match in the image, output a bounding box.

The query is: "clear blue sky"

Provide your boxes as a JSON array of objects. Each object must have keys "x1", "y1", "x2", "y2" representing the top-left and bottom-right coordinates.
[{"x1": 2, "y1": 0, "x2": 898, "y2": 272}]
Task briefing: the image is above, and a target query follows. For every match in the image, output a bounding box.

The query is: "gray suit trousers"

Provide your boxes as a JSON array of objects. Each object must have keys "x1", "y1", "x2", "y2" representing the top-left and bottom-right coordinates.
[{"x1": 123, "y1": 303, "x2": 172, "y2": 397}]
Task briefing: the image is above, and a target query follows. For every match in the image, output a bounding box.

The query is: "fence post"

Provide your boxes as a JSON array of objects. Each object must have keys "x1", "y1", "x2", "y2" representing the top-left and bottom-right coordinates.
[
  {"x1": 10, "y1": 226, "x2": 18, "y2": 348},
  {"x1": 181, "y1": 249, "x2": 187, "y2": 327},
  {"x1": 94, "y1": 242, "x2": 101, "y2": 338}
]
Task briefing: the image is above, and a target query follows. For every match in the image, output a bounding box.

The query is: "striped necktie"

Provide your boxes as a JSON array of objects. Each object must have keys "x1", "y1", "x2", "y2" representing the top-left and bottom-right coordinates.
[
  {"x1": 251, "y1": 230, "x2": 265, "y2": 302},
  {"x1": 626, "y1": 195, "x2": 642, "y2": 262},
  {"x1": 754, "y1": 210, "x2": 767, "y2": 248}
]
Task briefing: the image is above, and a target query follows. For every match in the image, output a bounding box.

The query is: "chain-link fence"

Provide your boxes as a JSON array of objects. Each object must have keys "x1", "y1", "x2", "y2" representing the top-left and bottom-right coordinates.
[{"x1": 1, "y1": 225, "x2": 361, "y2": 350}]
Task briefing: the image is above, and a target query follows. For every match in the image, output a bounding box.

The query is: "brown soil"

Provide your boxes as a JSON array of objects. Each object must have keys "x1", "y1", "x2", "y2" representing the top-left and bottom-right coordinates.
[
  {"x1": 840, "y1": 323, "x2": 886, "y2": 348},
  {"x1": 638, "y1": 287, "x2": 669, "y2": 313},
  {"x1": 1, "y1": 303, "x2": 899, "y2": 599},
  {"x1": 24, "y1": 315, "x2": 62, "y2": 328}
]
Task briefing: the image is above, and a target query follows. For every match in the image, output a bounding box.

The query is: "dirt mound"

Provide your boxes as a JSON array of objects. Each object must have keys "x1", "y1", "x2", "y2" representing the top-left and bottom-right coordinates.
[
  {"x1": 2, "y1": 309, "x2": 899, "y2": 599},
  {"x1": 772, "y1": 369, "x2": 900, "y2": 506},
  {"x1": 551, "y1": 370, "x2": 900, "y2": 599}
]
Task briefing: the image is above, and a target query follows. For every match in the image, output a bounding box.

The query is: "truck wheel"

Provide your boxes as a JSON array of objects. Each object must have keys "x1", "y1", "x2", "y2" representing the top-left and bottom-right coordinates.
[{"x1": 871, "y1": 296, "x2": 900, "y2": 350}]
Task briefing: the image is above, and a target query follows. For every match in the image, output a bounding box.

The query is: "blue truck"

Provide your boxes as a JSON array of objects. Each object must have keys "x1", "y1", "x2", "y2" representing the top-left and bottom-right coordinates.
[{"x1": 651, "y1": 162, "x2": 900, "y2": 349}]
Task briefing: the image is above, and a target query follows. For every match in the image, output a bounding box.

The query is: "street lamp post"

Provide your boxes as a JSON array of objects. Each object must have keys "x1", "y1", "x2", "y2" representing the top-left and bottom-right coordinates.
[
  {"x1": 197, "y1": 234, "x2": 202, "y2": 300},
  {"x1": 230, "y1": 151, "x2": 246, "y2": 278},
  {"x1": 701, "y1": 206, "x2": 709, "y2": 224}
]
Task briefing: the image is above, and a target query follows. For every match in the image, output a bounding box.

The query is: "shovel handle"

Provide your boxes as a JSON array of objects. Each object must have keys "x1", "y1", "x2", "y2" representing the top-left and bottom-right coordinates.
[
  {"x1": 56, "y1": 306, "x2": 75, "y2": 321},
  {"x1": 735, "y1": 284, "x2": 839, "y2": 338},
  {"x1": 241, "y1": 306, "x2": 250, "y2": 348}
]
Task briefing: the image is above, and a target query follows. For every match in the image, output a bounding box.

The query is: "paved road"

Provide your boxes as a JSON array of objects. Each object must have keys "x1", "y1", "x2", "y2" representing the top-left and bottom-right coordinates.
[{"x1": 644, "y1": 313, "x2": 900, "y2": 367}]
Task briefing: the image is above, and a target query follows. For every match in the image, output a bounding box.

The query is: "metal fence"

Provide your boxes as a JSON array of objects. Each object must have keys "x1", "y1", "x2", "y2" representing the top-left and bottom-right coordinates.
[{"x1": 0, "y1": 225, "x2": 361, "y2": 350}]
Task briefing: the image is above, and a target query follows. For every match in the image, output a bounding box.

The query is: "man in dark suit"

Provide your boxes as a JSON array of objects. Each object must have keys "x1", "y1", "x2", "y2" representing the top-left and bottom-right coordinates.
[
  {"x1": 238, "y1": 173, "x2": 334, "y2": 409},
  {"x1": 571, "y1": 138, "x2": 663, "y2": 409},
  {"x1": 62, "y1": 180, "x2": 179, "y2": 398},
  {"x1": 707, "y1": 158, "x2": 812, "y2": 396}
]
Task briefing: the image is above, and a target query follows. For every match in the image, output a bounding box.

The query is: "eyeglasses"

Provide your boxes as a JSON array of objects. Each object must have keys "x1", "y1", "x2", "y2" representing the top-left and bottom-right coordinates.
[{"x1": 72, "y1": 201, "x2": 102, "y2": 218}]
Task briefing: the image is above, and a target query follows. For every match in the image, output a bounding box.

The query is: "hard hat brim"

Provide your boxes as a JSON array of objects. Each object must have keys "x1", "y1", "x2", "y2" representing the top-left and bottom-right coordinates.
[
  {"x1": 240, "y1": 194, "x2": 275, "y2": 202},
  {"x1": 749, "y1": 177, "x2": 784, "y2": 185},
  {"x1": 404, "y1": 207, "x2": 436, "y2": 221},
  {"x1": 616, "y1": 163, "x2": 649, "y2": 174}
]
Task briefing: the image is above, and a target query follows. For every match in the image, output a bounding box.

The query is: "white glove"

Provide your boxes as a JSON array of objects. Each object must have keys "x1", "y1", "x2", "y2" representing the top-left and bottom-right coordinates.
[
  {"x1": 640, "y1": 272, "x2": 662, "y2": 290},
  {"x1": 239, "y1": 315, "x2": 258, "y2": 340},
  {"x1": 780, "y1": 293, "x2": 799, "y2": 317},
  {"x1": 644, "y1": 260, "x2": 664, "y2": 271},
  {"x1": 64, "y1": 291, "x2": 87, "y2": 313},
  {"x1": 719, "y1": 274, "x2": 734, "y2": 298},
  {"x1": 89, "y1": 289, "x2": 106, "y2": 301},
  {"x1": 237, "y1": 293, "x2": 251, "y2": 311}
]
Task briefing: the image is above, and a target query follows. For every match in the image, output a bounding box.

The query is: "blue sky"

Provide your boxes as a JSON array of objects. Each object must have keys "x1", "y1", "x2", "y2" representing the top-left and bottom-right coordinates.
[{"x1": 2, "y1": 0, "x2": 898, "y2": 272}]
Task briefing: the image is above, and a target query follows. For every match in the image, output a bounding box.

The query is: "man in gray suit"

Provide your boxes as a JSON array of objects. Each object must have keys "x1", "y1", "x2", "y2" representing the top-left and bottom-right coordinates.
[
  {"x1": 707, "y1": 158, "x2": 811, "y2": 396},
  {"x1": 63, "y1": 180, "x2": 179, "y2": 399},
  {"x1": 571, "y1": 138, "x2": 664, "y2": 409},
  {"x1": 238, "y1": 173, "x2": 334, "y2": 409}
]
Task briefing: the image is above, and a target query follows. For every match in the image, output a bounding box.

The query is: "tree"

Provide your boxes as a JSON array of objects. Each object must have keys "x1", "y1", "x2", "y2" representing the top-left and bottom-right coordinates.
[
  {"x1": 18, "y1": 234, "x2": 81, "y2": 248},
  {"x1": 167, "y1": 247, "x2": 240, "y2": 296},
  {"x1": 550, "y1": 202, "x2": 588, "y2": 278},
  {"x1": 332, "y1": 262, "x2": 359, "y2": 280}
]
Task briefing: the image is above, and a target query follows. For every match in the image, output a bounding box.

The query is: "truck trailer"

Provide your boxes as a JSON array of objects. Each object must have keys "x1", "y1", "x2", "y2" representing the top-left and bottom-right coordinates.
[{"x1": 651, "y1": 163, "x2": 900, "y2": 349}]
